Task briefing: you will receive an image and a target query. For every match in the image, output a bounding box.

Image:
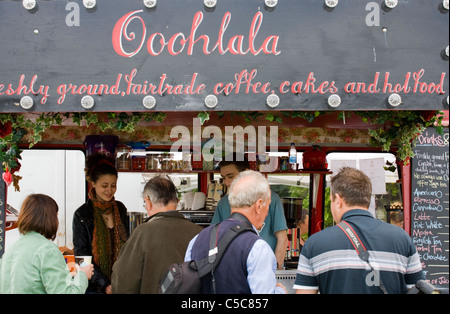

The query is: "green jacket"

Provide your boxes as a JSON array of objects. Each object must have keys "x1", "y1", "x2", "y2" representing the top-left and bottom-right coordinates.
[{"x1": 0, "y1": 231, "x2": 88, "y2": 294}]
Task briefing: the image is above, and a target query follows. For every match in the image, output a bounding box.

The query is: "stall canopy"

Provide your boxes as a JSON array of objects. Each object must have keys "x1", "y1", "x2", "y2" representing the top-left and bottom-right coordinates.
[{"x1": 0, "y1": 0, "x2": 448, "y2": 113}]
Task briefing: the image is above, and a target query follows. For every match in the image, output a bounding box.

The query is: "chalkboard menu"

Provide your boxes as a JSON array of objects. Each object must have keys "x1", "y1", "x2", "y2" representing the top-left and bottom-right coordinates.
[
  {"x1": 411, "y1": 127, "x2": 449, "y2": 291},
  {"x1": 0, "y1": 170, "x2": 5, "y2": 258}
]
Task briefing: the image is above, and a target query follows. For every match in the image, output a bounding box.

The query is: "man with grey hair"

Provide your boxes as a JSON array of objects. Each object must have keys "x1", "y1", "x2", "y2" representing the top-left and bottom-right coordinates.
[
  {"x1": 211, "y1": 154, "x2": 288, "y2": 269},
  {"x1": 185, "y1": 170, "x2": 287, "y2": 294},
  {"x1": 111, "y1": 176, "x2": 202, "y2": 293}
]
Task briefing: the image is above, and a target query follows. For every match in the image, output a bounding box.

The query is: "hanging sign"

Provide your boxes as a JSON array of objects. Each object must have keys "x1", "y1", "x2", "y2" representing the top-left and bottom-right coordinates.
[{"x1": 0, "y1": 0, "x2": 448, "y2": 112}]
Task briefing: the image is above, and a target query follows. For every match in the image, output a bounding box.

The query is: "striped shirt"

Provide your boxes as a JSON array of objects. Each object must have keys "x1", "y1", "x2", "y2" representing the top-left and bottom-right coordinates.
[{"x1": 294, "y1": 210, "x2": 424, "y2": 294}]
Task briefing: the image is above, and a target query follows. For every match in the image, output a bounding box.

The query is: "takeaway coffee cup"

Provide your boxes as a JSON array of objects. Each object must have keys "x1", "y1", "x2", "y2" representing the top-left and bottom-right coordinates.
[
  {"x1": 64, "y1": 255, "x2": 76, "y2": 273},
  {"x1": 192, "y1": 192, "x2": 206, "y2": 210},
  {"x1": 75, "y1": 256, "x2": 92, "y2": 267},
  {"x1": 183, "y1": 192, "x2": 195, "y2": 210}
]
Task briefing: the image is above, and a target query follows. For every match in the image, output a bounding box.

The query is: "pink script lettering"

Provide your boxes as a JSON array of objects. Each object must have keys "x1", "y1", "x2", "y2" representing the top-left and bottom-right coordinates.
[{"x1": 112, "y1": 10, "x2": 281, "y2": 58}]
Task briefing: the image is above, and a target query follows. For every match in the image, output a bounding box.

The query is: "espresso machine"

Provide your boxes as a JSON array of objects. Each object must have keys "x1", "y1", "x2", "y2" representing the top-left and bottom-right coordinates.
[{"x1": 282, "y1": 197, "x2": 303, "y2": 268}]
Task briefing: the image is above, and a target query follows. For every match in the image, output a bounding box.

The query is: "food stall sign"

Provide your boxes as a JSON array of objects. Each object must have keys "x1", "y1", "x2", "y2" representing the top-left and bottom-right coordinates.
[{"x1": 0, "y1": 0, "x2": 448, "y2": 112}]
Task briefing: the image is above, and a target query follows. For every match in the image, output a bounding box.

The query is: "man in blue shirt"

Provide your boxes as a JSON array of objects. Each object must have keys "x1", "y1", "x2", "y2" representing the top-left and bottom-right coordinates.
[
  {"x1": 294, "y1": 167, "x2": 425, "y2": 294},
  {"x1": 185, "y1": 170, "x2": 287, "y2": 294},
  {"x1": 210, "y1": 156, "x2": 288, "y2": 269}
]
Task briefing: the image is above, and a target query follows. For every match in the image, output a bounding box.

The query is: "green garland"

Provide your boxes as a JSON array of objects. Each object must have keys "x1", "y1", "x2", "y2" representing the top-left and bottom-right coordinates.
[
  {"x1": 352, "y1": 110, "x2": 444, "y2": 164},
  {"x1": 0, "y1": 112, "x2": 167, "y2": 190},
  {"x1": 0, "y1": 110, "x2": 445, "y2": 191}
]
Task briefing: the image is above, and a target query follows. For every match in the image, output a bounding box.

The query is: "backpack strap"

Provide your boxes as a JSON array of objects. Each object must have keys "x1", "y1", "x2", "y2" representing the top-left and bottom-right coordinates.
[{"x1": 196, "y1": 223, "x2": 256, "y2": 278}]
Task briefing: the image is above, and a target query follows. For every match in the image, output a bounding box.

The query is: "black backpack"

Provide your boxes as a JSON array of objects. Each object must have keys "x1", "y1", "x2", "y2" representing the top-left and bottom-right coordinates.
[{"x1": 159, "y1": 223, "x2": 255, "y2": 294}]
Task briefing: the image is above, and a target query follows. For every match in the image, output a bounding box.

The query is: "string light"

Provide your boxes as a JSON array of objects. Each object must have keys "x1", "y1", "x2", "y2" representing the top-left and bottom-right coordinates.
[
  {"x1": 205, "y1": 95, "x2": 218, "y2": 108},
  {"x1": 83, "y1": 0, "x2": 96, "y2": 9},
  {"x1": 388, "y1": 93, "x2": 402, "y2": 107},
  {"x1": 19, "y1": 96, "x2": 34, "y2": 109},
  {"x1": 325, "y1": 0, "x2": 338, "y2": 8},
  {"x1": 143, "y1": 0, "x2": 157, "y2": 8},
  {"x1": 204, "y1": 0, "x2": 217, "y2": 8},
  {"x1": 22, "y1": 0, "x2": 36, "y2": 10},
  {"x1": 266, "y1": 94, "x2": 280, "y2": 108},
  {"x1": 384, "y1": 0, "x2": 398, "y2": 9},
  {"x1": 265, "y1": 0, "x2": 278, "y2": 8},
  {"x1": 143, "y1": 95, "x2": 156, "y2": 109},
  {"x1": 81, "y1": 95, "x2": 95, "y2": 109},
  {"x1": 328, "y1": 94, "x2": 341, "y2": 108}
]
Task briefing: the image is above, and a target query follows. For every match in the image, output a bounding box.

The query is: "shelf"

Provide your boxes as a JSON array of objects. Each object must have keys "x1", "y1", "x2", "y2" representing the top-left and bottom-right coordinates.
[
  {"x1": 297, "y1": 170, "x2": 333, "y2": 174},
  {"x1": 118, "y1": 169, "x2": 215, "y2": 173},
  {"x1": 118, "y1": 169, "x2": 332, "y2": 174}
]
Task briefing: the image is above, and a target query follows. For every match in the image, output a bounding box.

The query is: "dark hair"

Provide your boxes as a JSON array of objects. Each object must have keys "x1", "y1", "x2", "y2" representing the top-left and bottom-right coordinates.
[
  {"x1": 299, "y1": 209, "x2": 309, "y2": 223},
  {"x1": 330, "y1": 167, "x2": 372, "y2": 208},
  {"x1": 143, "y1": 176, "x2": 179, "y2": 206},
  {"x1": 390, "y1": 211, "x2": 404, "y2": 225},
  {"x1": 85, "y1": 153, "x2": 117, "y2": 183},
  {"x1": 17, "y1": 194, "x2": 59, "y2": 240},
  {"x1": 218, "y1": 152, "x2": 250, "y2": 172}
]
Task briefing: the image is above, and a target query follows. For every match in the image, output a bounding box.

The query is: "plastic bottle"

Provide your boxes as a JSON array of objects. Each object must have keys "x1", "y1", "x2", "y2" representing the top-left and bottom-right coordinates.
[{"x1": 289, "y1": 143, "x2": 297, "y2": 171}]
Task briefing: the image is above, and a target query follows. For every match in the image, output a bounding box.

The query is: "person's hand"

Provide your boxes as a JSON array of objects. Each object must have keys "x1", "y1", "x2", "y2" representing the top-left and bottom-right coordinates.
[
  {"x1": 78, "y1": 264, "x2": 94, "y2": 280},
  {"x1": 276, "y1": 282, "x2": 288, "y2": 294},
  {"x1": 105, "y1": 285, "x2": 112, "y2": 294}
]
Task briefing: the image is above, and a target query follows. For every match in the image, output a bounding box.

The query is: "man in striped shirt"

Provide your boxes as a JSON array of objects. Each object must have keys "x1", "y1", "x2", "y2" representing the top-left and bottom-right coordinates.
[{"x1": 294, "y1": 167, "x2": 424, "y2": 294}]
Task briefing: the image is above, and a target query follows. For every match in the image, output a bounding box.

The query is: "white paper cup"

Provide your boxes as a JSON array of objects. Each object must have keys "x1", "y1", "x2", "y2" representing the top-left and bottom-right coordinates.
[
  {"x1": 192, "y1": 192, "x2": 206, "y2": 210},
  {"x1": 183, "y1": 192, "x2": 195, "y2": 210},
  {"x1": 75, "y1": 256, "x2": 92, "y2": 267}
]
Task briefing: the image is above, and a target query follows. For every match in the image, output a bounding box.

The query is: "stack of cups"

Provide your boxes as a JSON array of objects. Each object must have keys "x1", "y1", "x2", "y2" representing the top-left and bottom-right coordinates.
[{"x1": 192, "y1": 192, "x2": 206, "y2": 210}]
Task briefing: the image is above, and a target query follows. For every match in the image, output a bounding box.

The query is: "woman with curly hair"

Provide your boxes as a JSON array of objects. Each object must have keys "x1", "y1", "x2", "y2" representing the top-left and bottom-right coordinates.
[{"x1": 72, "y1": 153, "x2": 129, "y2": 294}]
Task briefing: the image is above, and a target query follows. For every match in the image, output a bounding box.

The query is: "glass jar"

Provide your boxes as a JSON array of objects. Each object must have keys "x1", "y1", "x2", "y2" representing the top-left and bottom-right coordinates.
[
  {"x1": 160, "y1": 153, "x2": 173, "y2": 171},
  {"x1": 146, "y1": 154, "x2": 160, "y2": 171},
  {"x1": 170, "y1": 159, "x2": 180, "y2": 171},
  {"x1": 116, "y1": 145, "x2": 131, "y2": 170},
  {"x1": 131, "y1": 156, "x2": 146, "y2": 170},
  {"x1": 182, "y1": 153, "x2": 192, "y2": 171}
]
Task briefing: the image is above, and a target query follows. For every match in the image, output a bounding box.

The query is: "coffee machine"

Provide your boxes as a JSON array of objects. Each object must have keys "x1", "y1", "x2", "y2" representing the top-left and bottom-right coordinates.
[
  {"x1": 282, "y1": 197, "x2": 303, "y2": 268},
  {"x1": 282, "y1": 197, "x2": 303, "y2": 228}
]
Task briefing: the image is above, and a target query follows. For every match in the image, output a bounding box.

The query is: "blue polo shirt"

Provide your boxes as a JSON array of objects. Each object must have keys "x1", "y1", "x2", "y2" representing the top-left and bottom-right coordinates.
[
  {"x1": 294, "y1": 209, "x2": 425, "y2": 294},
  {"x1": 211, "y1": 192, "x2": 288, "y2": 252}
]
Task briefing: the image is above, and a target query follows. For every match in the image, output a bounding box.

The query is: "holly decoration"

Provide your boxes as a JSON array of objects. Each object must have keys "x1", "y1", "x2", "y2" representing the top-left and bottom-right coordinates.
[
  {"x1": 1, "y1": 119, "x2": 25, "y2": 191},
  {"x1": 1, "y1": 112, "x2": 168, "y2": 192},
  {"x1": 355, "y1": 110, "x2": 444, "y2": 165}
]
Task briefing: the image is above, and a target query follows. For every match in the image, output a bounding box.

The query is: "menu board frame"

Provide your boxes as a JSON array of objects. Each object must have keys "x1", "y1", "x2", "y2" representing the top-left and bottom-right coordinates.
[{"x1": 411, "y1": 127, "x2": 449, "y2": 291}]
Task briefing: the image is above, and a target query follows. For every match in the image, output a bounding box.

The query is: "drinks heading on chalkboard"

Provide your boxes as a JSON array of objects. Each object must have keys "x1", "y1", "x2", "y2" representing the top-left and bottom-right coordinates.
[{"x1": 410, "y1": 127, "x2": 449, "y2": 291}]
